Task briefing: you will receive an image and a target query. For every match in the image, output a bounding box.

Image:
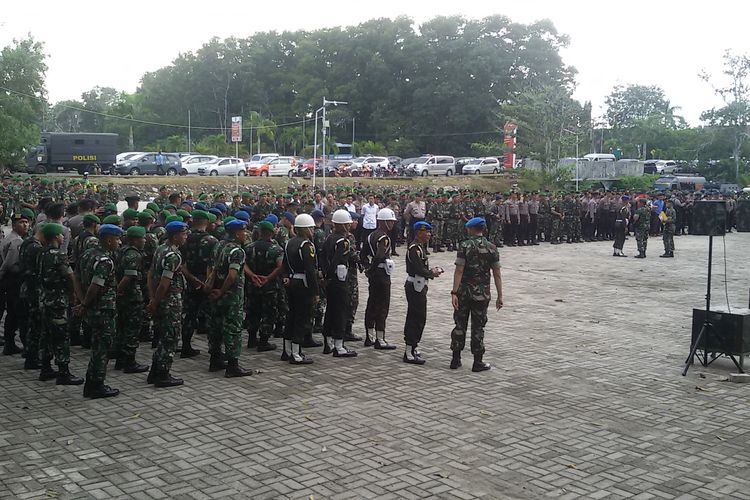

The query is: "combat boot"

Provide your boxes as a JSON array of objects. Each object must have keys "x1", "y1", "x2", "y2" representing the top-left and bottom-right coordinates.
[
  {"x1": 364, "y1": 329, "x2": 374, "y2": 347},
  {"x1": 114, "y1": 357, "x2": 126, "y2": 370},
  {"x1": 38, "y1": 362, "x2": 59, "y2": 381},
  {"x1": 122, "y1": 356, "x2": 150, "y2": 374},
  {"x1": 302, "y1": 332, "x2": 323, "y2": 348},
  {"x1": 84, "y1": 380, "x2": 120, "y2": 399},
  {"x1": 146, "y1": 362, "x2": 158, "y2": 384},
  {"x1": 471, "y1": 353, "x2": 491, "y2": 372},
  {"x1": 374, "y1": 331, "x2": 396, "y2": 350},
  {"x1": 23, "y1": 357, "x2": 41, "y2": 370},
  {"x1": 2, "y1": 341, "x2": 22, "y2": 356},
  {"x1": 343, "y1": 324, "x2": 362, "y2": 342},
  {"x1": 225, "y1": 358, "x2": 252, "y2": 378},
  {"x1": 256, "y1": 340, "x2": 277, "y2": 352},
  {"x1": 209, "y1": 354, "x2": 227, "y2": 372},
  {"x1": 180, "y1": 337, "x2": 201, "y2": 358},
  {"x1": 56, "y1": 364, "x2": 84, "y2": 385},
  {"x1": 153, "y1": 372, "x2": 184, "y2": 388},
  {"x1": 449, "y1": 351, "x2": 462, "y2": 370},
  {"x1": 247, "y1": 332, "x2": 258, "y2": 349}
]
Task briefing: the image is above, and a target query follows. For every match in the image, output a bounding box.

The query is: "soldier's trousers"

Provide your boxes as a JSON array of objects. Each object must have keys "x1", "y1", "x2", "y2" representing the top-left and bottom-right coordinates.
[
  {"x1": 275, "y1": 288, "x2": 289, "y2": 337},
  {"x1": 41, "y1": 306, "x2": 70, "y2": 367},
  {"x1": 85, "y1": 309, "x2": 115, "y2": 383},
  {"x1": 403, "y1": 282, "x2": 427, "y2": 347},
  {"x1": 182, "y1": 287, "x2": 208, "y2": 340},
  {"x1": 212, "y1": 294, "x2": 243, "y2": 360},
  {"x1": 2, "y1": 280, "x2": 20, "y2": 346},
  {"x1": 115, "y1": 301, "x2": 143, "y2": 362},
  {"x1": 613, "y1": 221, "x2": 627, "y2": 251},
  {"x1": 636, "y1": 230, "x2": 649, "y2": 254},
  {"x1": 364, "y1": 270, "x2": 391, "y2": 332},
  {"x1": 450, "y1": 296, "x2": 488, "y2": 355},
  {"x1": 528, "y1": 214, "x2": 538, "y2": 243},
  {"x1": 286, "y1": 280, "x2": 315, "y2": 345},
  {"x1": 247, "y1": 290, "x2": 278, "y2": 344},
  {"x1": 314, "y1": 287, "x2": 327, "y2": 327},
  {"x1": 20, "y1": 291, "x2": 41, "y2": 362},
  {"x1": 152, "y1": 302, "x2": 182, "y2": 374},
  {"x1": 346, "y1": 272, "x2": 359, "y2": 335},
  {"x1": 663, "y1": 228, "x2": 675, "y2": 254},
  {"x1": 551, "y1": 218, "x2": 563, "y2": 242},
  {"x1": 323, "y1": 281, "x2": 349, "y2": 340},
  {"x1": 489, "y1": 221, "x2": 503, "y2": 246}
]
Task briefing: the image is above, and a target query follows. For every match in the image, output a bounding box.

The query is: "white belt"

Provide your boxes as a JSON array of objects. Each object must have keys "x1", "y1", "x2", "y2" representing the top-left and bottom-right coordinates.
[
  {"x1": 377, "y1": 263, "x2": 387, "y2": 269},
  {"x1": 406, "y1": 275, "x2": 415, "y2": 282},
  {"x1": 291, "y1": 273, "x2": 306, "y2": 279}
]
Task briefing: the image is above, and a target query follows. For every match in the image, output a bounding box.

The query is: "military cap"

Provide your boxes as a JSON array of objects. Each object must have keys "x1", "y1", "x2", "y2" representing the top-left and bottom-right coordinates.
[
  {"x1": 241, "y1": 192, "x2": 251, "y2": 198},
  {"x1": 137, "y1": 211, "x2": 155, "y2": 221},
  {"x1": 99, "y1": 224, "x2": 124, "y2": 237},
  {"x1": 311, "y1": 209, "x2": 325, "y2": 220},
  {"x1": 465, "y1": 217, "x2": 487, "y2": 228},
  {"x1": 283, "y1": 212, "x2": 295, "y2": 223},
  {"x1": 206, "y1": 212, "x2": 217, "y2": 223},
  {"x1": 20, "y1": 208, "x2": 36, "y2": 220},
  {"x1": 225, "y1": 219, "x2": 247, "y2": 232},
  {"x1": 124, "y1": 193, "x2": 140, "y2": 202},
  {"x1": 194, "y1": 202, "x2": 208, "y2": 211},
  {"x1": 41, "y1": 223, "x2": 65, "y2": 238},
  {"x1": 122, "y1": 208, "x2": 139, "y2": 220},
  {"x1": 413, "y1": 221, "x2": 432, "y2": 231},
  {"x1": 164, "y1": 204, "x2": 176, "y2": 211},
  {"x1": 258, "y1": 220, "x2": 275, "y2": 232},
  {"x1": 146, "y1": 202, "x2": 160, "y2": 212},
  {"x1": 12, "y1": 211, "x2": 31, "y2": 222},
  {"x1": 223, "y1": 216, "x2": 236, "y2": 224},
  {"x1": 102, "y1": 215, "x2": 122, "y2": 226},
  {"x1": 192, "y1": 210, "x2": 209, "y2": 221},
  {"x1": 176, "y1": 209, "x2": 191, "y2": 220},
  {"x1": 234, "y1": 211, "x2": 250, "y2": 221},
  {"x1": 166, "y1": 215, "x2": 183, "y2": 223},
  {"x1": 165, "y1": 221, "x2": 188, "y2": 233},
  {"x1": 181, "y1": 200, "x2": 193, "y2": 207},
  {"x1": 83, "y1": 214, "x2": 101, "y2": 225},
  {"x1": 265, "y1": 214, "x2": 279, "y2": 226},
  {"x1": 214, "y1": 202, "x2": 228, "y2": 213},
  {"x1": 74, "y1": 188, "x2": 85, "y2": 195},
  {"x1": 126, "y1": 226, "x2": 146, "y2": 238},
  {"x1": 159, "y1": 185, "x2": 168, "y2": 191},
  {"x1": 208, "y1": 208, "x2": 222, "y2": 218}
]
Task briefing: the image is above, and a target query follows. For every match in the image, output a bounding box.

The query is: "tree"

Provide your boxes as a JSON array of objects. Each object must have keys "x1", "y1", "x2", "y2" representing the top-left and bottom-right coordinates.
[
  {"x1": 605, "y1": 85, "x2": 670, "y2": 129},
  {"x1": 701, "y1": 50, "x2": 750, "y2": 180},
  {"x1": 0, "y1": 36, "x2": 47, "y2": 168}
]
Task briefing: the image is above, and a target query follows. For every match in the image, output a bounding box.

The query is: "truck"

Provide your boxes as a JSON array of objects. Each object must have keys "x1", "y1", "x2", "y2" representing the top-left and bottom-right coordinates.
[
  {"x1": 653, "y1": 175, "x2": 706, "y2": 192},
  {"x1": 26, "y1": 132, "x2": 118, "y2": 175}
]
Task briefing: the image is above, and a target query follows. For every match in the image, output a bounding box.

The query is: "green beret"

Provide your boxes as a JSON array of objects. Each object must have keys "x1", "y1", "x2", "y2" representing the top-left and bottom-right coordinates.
[
  {"x1": 122, "y1": 208, "x2": 139, "y2": 219},
  {"x1": 176, "y1": 209, "x2": 191, "y2": 219},
  {"x1": 126, "y1": 226, "x2": 146, "y2": 238},
  {"x1": 41, "y1": 223, "x2": 65, "y2": 238},
  {"x1": 206, "y1": 213, "x2": 217, "y2": 223},
  {"x1": 223, "y1": 216, "x2": 236, "y2": 225},
  {"x1": 166, "y1": 215, "x2": 183, "y2": 223},
  {"x1": 164, "y1": 204, "x2": 176, "y2": 211},
  {"x1": 83, "y1": 214, "x2": 101, "y2": 225},
  {"x1": 76, "y1": 189, "x2": 85, "y2": 195},
  {"x1": 241, "y1": 192, "x2": 251, "y2": 198},
  {"x1": 137, "y1": 211, "x2": 155, "y2": 221},
  {"x1": 159, "y1": 185, "x2": 167, "y2": 191},
  {"x1": 192, "y1": 210, "x2": 209, "y2": 221},
  {"x1": 198, "y1": 194, "x2": 208, "y2": 201},
  {"x1": 102, "y1": 215, "x2": 122, "y2": 226},
  {"x1": 258, "y1": 220, "x2": 275, "y2": 232},
  {"x1": 146, "y1": 202, "x2": 160, "y2": 212},
  {"x1": 20, "y1": 208, "x2": 36, "y2": 220},
  {"x1": 160, "y1": 210, "x2": 172, "y2": 218}
]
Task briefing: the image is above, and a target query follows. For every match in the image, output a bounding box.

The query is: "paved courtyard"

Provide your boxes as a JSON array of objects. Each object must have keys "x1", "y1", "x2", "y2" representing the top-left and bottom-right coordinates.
[{"x1": 2, "y1": 233, "x2": 750, "y2": 499}]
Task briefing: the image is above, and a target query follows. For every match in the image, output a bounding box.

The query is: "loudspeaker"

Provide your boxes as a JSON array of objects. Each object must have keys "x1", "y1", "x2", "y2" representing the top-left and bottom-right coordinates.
[
  {"x1": 692, "y1": 308, "x2": 750, "y2": 355},
  {"x1": 737, "y1": 199, "x2": 750, "y2": 232},
  {"x1": 691, "y1": 201, "x2": 726, "y2": 236}
]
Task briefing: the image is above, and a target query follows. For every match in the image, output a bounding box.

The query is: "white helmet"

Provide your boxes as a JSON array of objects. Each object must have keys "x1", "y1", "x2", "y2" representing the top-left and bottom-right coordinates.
[
  {"x1": 294, "y1": 213, "x2": 315, "y2": 228},
  {"x1": 376, "y1": 208, "x2": 396, "y2": 221},
  {"x1": 332, "y1": 209, "x2": 353, "y2": 224}
]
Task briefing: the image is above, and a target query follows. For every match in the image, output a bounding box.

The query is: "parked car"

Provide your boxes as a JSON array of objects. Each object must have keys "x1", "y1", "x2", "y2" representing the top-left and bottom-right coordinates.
[
  {"x1": 582, "y1": 153, "x2": 616, "y2": 162},
  {"x1": 455, "y1": 156, "x2": 476, "y2": 175},
  {"x1": 114, "y1": 152, "x2": 182, "y2": 176},
  {"x1": 247, "y1": 156, "x2": 297, "y2": 177},
  {"x1": 461, "y1": 157, "x2": 501, "y2": 175},
  {"x1": 244, "y1": 153, "x2": 279, "y2": 170},
  {"x1": 387, "y1": 156, "x2": 402, "y2": 168},
  {"x1": 407, "y1": 155, "x2": 456, "y2": 176},
  {"x1": 197, "y1": 157, "x2": 246, "y2": 176},
  {"x1": 116, "y1": 151, "x2": 144, "y2": 163},
  {"x1": 180, "y1": 155, "x2": 219, "y2": 175},
  {"x1": 644, "y1": 159, "x2": 678, "y2": 174}
]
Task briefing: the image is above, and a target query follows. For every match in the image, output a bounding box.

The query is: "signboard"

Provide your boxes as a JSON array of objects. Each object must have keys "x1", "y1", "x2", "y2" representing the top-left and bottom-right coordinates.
[
  {"x1": 503, "y1": 121, "x2": 517, "y2": 169},
  {"x1": 231, "y1": 116, "x2": 242, "y2": 143}
]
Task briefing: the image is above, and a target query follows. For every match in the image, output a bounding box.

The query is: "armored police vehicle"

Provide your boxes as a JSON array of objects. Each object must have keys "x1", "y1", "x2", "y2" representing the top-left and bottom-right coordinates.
[{"x1": 26, "y1": 133, "x2": 118, "y2": 175}]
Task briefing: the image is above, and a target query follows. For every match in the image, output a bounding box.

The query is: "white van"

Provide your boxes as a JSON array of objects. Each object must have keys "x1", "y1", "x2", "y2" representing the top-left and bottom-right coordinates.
[
  {"x1": 582, "y1": 153, "x2": 616, "y2": 162},
  {"x1": 408, "y1": 155, "x2": 456, "y2": 176}
]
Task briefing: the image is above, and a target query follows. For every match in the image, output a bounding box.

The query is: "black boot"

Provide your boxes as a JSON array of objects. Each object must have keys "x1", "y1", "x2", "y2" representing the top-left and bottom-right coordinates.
[
  {"x1": 153, "y1": 372, "x2": 184, "y2": 388},
  {"x1": 23, "y1": 357, "x2": 40, "y2": 370},
  {"x1": 56, "y1": 364, "x2": 84, "y2": 385},
  {"x1": 114, "y1": 357, "x2": 126, "y2": 370},
  {"x1": 39, "y1": 363, "x2": 59, "y2": 381},
  {"x1": 364, "y1": 333, "x2": 374, "y2": 347},
  {"x1": 209, "y1": 354, "x2": 227, "y2": 372},
  {"x1": 403, "y1": 346, "x2": 426, "y2": 365},
  {"x1": 450, "y1": 351, "x2": 462, "y2": 370},
  {"x1": 322, "y1": 337, "x2": 332, "y2": 355},
  {"x1": 472, "y1": 353, "x2": 491, "y2": 372},
  {"x1": 256, "y1": 340, "x2": 277, "y2": 352},
  {"x1": 180, "y1": 337, "x2": 200, "y2": 358},
  {"x1": 84, "y1": 380, "x2": 119, "y2": 398},
  {"x1": 225, "y1": 358, "x2": 252, "y2": 378},
  {"x1": 312, "y1": 322, "x2": 323, "y2": 334},
  {"x1": 146, "y1": 362, "x2": 158, "y2": 384},
  {"x1": 247, "y1": 332, "x2": 258, "y2": 349},
  {"x1": 3, "y1": 340, "x2": 22, "y2": 356},
  {"x1": 123, "y1": 356, "x2": 150, "y2": 374},
  {"x1": 301, "y1": 333, "x2": 323, "y2": 348}
]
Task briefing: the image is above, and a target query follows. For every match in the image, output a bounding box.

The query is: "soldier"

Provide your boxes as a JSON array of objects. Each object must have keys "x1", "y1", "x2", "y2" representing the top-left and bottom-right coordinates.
[
  {"x1": 360, "y1": 207, "x2": 398, "y2": 349},
  {"x1": 76, "y1": 224, "x2": 122, "y2": 398},
  {"x1": 633, "y1": 199, "x2": 651, "y2": 259},
  {"x1": 146, "y1": 221, "x2": 189, "y2": 387},
  {"x1": 446, "y1": 195, "x2": 462, "y2": 251},
  {"x1": 504, "y1": 193, "x2": 519, "y2": 246},
  {"x1": 344, "y1": 211, "x2": 363, "y2": 342},
  {"x1": 37, "y1": 223, "x2": 85, "y2": 386},
  {"x1": 208, "y1": 219, "x2": 253, "y2": 377},
  {"x1": 180, "y1": 210, "x2": 218, "y2": 358},
  {"x1": 488, "y1": 195, "x2": 505, "y2": 247},
  {"x1": 320, "y1": 209, "x2": 358, "y2": 358},
  {"x1": 613, "y1": 196, "x2": 630, "y2": 257},
  {"x1": 0, "y1": 210, "x2": 30, "y2": 355},
  {"x1": 403, "y1": 221, "x2": 443, "y2": 365},
  {"x1": 449, "y1": 217, "x2": 503, "y2": 372},
  {"x1": 550, "y1": 194, "x2": 564, "y2": 244},
  {"x1": 309, "y1": 210, "x2": 327, "y2": 345},
  {"x1": 244, "y1": 220, "x2": 283, "y2": 353},
  {"x1": 112, "y1": 226, "x2": 150, "y2": 373},
  {"x1": 562, "y1": 193, "x2": 576, "y2": 243},
  {"x1": 138, "y1": 210, "x2": 158, "y2": 343},
  {"x1": 282, "y1": 213, "x2": 319, "y2": 364},
  {"x1": 18, "y1": 217, "x2": 45, "y2": 370},
  {"x1": 661, "y1": 199, "x2": 676, "y2": 258}
]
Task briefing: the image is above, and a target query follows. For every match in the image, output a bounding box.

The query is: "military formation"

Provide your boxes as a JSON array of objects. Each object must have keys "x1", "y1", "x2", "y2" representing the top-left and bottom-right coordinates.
[{"x1": 0, "y1": 175, "x2": 746, "y2": 399}]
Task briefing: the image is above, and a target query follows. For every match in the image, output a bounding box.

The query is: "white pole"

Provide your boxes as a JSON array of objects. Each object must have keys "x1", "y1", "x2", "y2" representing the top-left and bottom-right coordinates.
[
  {"x1": 575, "y1": 134, "x2": 579, "y2": 192},
  {"x1": 187, "y1": 110, "x2": 191, "y2": 153},
  {"x1": 313, "y1": 109, "x2": 319, "y2": 188},
  {"x1": 322, "y1": 98, "x2": 326, "y2": 191}
]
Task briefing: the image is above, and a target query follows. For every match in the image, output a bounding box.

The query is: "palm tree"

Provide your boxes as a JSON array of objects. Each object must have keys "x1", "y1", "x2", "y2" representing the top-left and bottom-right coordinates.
[{"x1": 246, "y1": 111, "x2": 276, "y2": 154}]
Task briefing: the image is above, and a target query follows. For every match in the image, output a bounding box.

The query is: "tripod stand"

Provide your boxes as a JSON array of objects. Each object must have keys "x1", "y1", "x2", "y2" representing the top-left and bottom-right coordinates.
[{"x1": 683, "y1": 235, "x2": 744, "y2": 375}]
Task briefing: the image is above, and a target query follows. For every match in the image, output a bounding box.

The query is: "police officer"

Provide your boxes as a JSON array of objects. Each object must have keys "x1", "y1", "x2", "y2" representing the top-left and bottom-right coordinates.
[
  {"x1": 449, "y1": 217, "x2": 503, "y2": 372},
  {"x1": 361, "y1": 207, "x2": 398, "y2": 349},
  {"x1": 0, "y1": 210, "x2": 30, "y2": 355},
  {"x1": 282, "y1": 213, "x2": 319, "y2": 365},
  {"x1": 402, "y1": 221, "x2": 443, "y2": 365},
  {"x1": 321, "y1": 209, "x2": 358, "y2": 358}
]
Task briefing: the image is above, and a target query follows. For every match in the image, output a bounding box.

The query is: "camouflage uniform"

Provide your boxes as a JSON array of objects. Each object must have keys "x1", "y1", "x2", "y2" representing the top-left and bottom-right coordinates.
[
  {"x1": 150, "y1": 243, "x2": 185, "y2": 375},
  {"x1": 210, "y1": 238, "x2": 246, "y2": 360},
  {"x1": 446, "y1": 201, "x2": 462, "y2": 250},
  {"x1": 313, "y1": 226, "x2": 326, "y2": 331},
  {"x1": 345, "y1": 232, "x2": 361, "y2": 337},
  {"x1": 245, "y1": 237, "x2": 283, "y2": 346},
  {"x1": 662, "y1": 206, "x2": 676, "y2": 255},
  {"x1": 634, "y1": 206, "x2": 650, "y2": 255},
  {"x1": 562, "y1": 198, "x2": 576, "y2": 242},
  {"x1": 181, "y1": 230, "x2": 218, "y2": 341},
  {"x1": 38, "y1": 246, "x2": 74, "y2": 369},
  {"x1": 488, "y1": 202, "x2": 506, "y2": 247},
  {"x1": 80, "y1": 247, "x2": 117, "y2": 384},
  {"x1": 114, "y1": 244, "x2": 144, "y2": 365},
  {"x1": 450, "y1": 235, "x2": 500, "y2": 355},
  {"x1": 550, "y1": 198, "x2": 565, "y2": 243},
  {"x1": 18, "y1": 237, "x2": 44, "y2": 365}
]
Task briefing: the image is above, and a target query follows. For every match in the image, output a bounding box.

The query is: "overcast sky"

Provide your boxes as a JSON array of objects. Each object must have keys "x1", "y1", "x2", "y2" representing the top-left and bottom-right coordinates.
[{"x1": 2, "y1": 0, "x2": 749, "y2": 125}]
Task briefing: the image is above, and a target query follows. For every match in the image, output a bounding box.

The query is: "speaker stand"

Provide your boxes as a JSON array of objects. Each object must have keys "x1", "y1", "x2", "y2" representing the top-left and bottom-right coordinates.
[{"x1": 683, "y1": 235, "x2": 744, "y2": 375}]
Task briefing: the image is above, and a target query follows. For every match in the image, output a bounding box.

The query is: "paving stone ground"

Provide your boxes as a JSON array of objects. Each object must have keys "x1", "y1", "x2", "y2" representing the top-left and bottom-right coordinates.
[{"x1": 2, "y1": 232, "x2": 750, "y2": 499}]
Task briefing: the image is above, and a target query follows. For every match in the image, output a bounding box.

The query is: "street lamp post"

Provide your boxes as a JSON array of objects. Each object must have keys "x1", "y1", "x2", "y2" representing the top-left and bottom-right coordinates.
[{"x1": 312, "y1": 97, "x2": 348, "y2": 191}]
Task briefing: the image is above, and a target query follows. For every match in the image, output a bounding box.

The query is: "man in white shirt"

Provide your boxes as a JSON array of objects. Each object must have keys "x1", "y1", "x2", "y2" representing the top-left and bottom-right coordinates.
[{"x1": 360, "y1": 195, "x2": 379, "y2": 246}]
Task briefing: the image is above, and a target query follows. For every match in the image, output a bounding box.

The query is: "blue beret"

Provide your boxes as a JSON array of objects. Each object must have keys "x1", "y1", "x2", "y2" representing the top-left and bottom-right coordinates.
[
  {"x1": 181, "y1": 200, "x2": 193, "y2": 206},
  {"x1": 311, "y1": 209, "x2": 325, "y2": 219},
  {"x1": 98, "y1": 223, "x2": 124, "y2": 237},
  {"x1": 225, "y1": 219, "x2": 248, "y2": 232},
  {"x1": 465, "y1": 217, "x2": 487, "y2": 229},
  {"x1": 349, "y1": 211, "x2": 360, "y2": 220},
  {"x1": 264, "y1": 214, "x2": 279, "y2": 225},
  {"x1": 214, "y1": 203, "x2": 228, "y2": 213},
  {"x1": 233, "y1": 211, "x2": 250, "y2": 221},
  {"x1": 194, "y1": 202, "x2": 208, "y2": 211},
  {"x1": 413, "y1": 221, "x2": 432, "y2": 231},
  {"x1": 283, "y1": 212, "x2": 296, "y2": 223},
  {"x1": 208, "y1": 208, "x2": 222, "y2": 217},
  {"x1": 622, "y1": 195, "x2": 631, "y2": 201},
  {"x1": 165, "y1": 221, "x2": 188, "y2": 234},
  {"x1": 495, "y1": 194, "x2": 502, "y2": 200}
]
